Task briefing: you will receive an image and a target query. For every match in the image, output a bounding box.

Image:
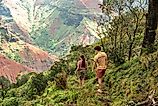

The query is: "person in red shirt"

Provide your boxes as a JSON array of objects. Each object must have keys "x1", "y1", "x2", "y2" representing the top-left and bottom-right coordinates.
[{"x1": 75, "y1": 55, "x2": 87, "y2": 86}]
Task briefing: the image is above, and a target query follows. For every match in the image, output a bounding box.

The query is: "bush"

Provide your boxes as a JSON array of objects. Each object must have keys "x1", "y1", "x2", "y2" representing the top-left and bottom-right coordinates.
[
  {"x1": 55, "y1": 71, "x2": 67, "y2": 90},
  {"x1": 0, "y1": 76, "x2": 11, "y2": 90},
  {"x1": 1, "y1": 97, "x2": 19, "y2": 106},
  {"x1": 16, "y1": 72, "x2": 36, "y2": 87},
  {"x1": 5, "y1": 88, "x2": 17, "y2": 98}
]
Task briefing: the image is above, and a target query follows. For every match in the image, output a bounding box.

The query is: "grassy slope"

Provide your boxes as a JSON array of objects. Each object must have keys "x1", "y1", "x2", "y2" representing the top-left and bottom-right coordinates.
[
  {"x1": 41, "y1": 52, "x2": 158, "y2": 106},
  {"x1": 1, "y1": 45, "x2": 158, "y2": 106}
]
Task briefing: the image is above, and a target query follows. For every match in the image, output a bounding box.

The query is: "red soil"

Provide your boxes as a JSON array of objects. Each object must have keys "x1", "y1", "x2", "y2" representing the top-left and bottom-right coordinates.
[
  {"x1": 0, "y1": 54, "x2": 34, "y2": 83},
  {"x1": 19, "y1": 43, "x2": 58, "y2": 72}
]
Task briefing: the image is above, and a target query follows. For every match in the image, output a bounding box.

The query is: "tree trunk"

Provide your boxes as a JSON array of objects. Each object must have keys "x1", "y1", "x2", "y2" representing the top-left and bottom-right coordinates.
[{"x1": 142, "y1": 0, "x2": 158, "y2": 52}]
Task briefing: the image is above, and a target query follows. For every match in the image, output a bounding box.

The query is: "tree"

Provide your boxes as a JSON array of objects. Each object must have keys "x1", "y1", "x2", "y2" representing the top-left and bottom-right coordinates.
[
  {"x1": 0, "y1": 76, "x2": 11, "y2": 99},
  {"x1": 100, "y1": 0, "x2": 146, "y2": 64},
  {"x1": 142, "y1": 0, "x2": 158, "y2": 52}
]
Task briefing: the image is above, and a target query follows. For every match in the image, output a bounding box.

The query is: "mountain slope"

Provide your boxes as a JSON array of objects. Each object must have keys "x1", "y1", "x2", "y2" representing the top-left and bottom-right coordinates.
[
  {"x1": 0, "y1": 1, "x2": 58, "y2": 72},
  {"x1": 0, "y1": 0, "x2": 102, "y2": 82},
  {"x1": 0, "y1": 54, "x2": 33, "y2": 83},
  {"x1": 3, "y1": 0, "x2": 102, "y2": 56},
  {"x1": 0, "y1": 36, "x2": 58, "y2": 72}
]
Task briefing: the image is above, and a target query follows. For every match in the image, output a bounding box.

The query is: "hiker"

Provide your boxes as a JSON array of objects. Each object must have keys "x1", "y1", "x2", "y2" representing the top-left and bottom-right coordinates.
[
  {"x1": 92, "y1": 46, "x2": 108, "y2": 93},
  {"x1": 75, "y1": 55, "x2": 87, "y2": 86}
]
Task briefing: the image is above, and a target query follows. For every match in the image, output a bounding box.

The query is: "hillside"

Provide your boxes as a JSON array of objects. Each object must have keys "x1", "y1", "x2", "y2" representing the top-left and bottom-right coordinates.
[
  {"x1": 0, "y1": 24, "x2": 58, "y2": 72},
  {"x1": 0, "y1": 0, "x2": 59, "y2": 73},
  {"x1": 0, "y1": 54, "x2": 33, "y2": 83},
  {"x1": 0, "y1": 45, "x2": 158, "y2": 106},
  {"x1": 3, "y1": 0, "x2": 102, "y2": 56},
  {"x1": 0, "y1": 0, "x2": 158, "y2": 106},
  {"x1": 0, "y1": 0, "x2": 102, "y2": 77}
]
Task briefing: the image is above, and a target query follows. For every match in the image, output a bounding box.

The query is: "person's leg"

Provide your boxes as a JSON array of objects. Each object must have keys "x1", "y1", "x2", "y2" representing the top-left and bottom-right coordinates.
[
  {"x1": 82, "y1": 71, "x2": 86, "y2": 85},
  {"x1": 96, "y1": 69, "x2": 102, "y2": 85},
  {"x1": 78, "y1": 72, "x2": 82, "y2": 86},
  {"x1": 98, "y1": 77, "x2": 102, "y2": 85},
  {"x1": 97, "y1": 77, "x2": 103, "y2": 93},
  {"x1": 82, "y1": 77, "x2": 85, "y2": 85},
  {"x1": 79, "y1": 74, "x2": 83, "y2": 86},
  {"x1": 97, "y1": 69, "x2": 105, "y2": 93},
  {"x1": 99, "y1": 77, "x2": 104, "y2": 87},
  {"x1": 79, "y1": 79, "x2": 82, "y2": 86},
  {"x1": 80, "y1": 71, "x2": 85, "y2": 86}
]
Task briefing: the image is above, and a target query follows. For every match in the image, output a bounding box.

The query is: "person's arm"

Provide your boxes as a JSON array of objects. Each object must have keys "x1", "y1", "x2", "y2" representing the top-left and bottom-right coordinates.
[
  {"x1": 75, "y1": 61, "x2": 80, "y2": 73},
  {"x1": 92, "y1": 57, "x2": 97, "y2": 72},
  {"x1": 105, "y1": 53, "x2": 108, "y2": 68},
  {"x1": 85, "y1": 61, "x2": 88, "y2": 70}
]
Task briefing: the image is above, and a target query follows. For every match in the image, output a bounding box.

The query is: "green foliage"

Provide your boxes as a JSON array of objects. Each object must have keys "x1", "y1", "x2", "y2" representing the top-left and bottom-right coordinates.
[
  {"x1": 20, "y1": 73, "x2": 48, "y2": 99},
  {"x1": 5, "y1": 88, "x2": 17, "y2": 98},
  {"x1": 100, "y1": 0, "x2": 147, "y2": 65},
  {"x1": 0, "y1": 76, "x2": 11, "y2": 90},
  {"x1": 55, "y1": 71, "x2": 67, "y2": 90},
  {"x1": 4, "y1": 73, "x2": 48, "y2": 100},
  {"x1": 1, "y1": 97, "x2": 19, "y2": 106},
  {"x1": 0, "y1": 45, "x2": 158, "y2": 106},
  {"x1": 1, "y1": 0, "x2": 158, "y2": 105},
  {"x1": 104, "y1": 52, "x2": 158, "y2": 105},
  {"x1": 5, "y1": 52, "x2": 22, "y2": 63},
  {"x1": 16, "y1": 72, "x2": 35, "y2": 87}
]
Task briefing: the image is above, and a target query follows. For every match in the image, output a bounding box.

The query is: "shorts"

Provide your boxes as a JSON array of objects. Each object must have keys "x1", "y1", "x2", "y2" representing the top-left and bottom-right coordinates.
[
  {"x1": 96, "y1": 69, "x2": 106, "y2": 78},
  {"x1": 77, "y1": 70, "x2": 86, "y2": 80}
]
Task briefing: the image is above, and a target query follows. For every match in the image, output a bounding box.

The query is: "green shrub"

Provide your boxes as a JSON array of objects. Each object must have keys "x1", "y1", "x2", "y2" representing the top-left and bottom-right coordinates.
[
  {"x1": 16, "y1": 72, "x2": 36, "y2": 87},
  {"x1": 55, "y1": 71, "x2": 67, "y2": 90},
  {"x1": 5, "y1": 88, "x2": 17, "y2": 98},
  {"x1": 0, "y1": 76, "x2": 11, "y2": 90},
  {"x1": 1, "y1": 97, "x2": 19, "y2": 106}
]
